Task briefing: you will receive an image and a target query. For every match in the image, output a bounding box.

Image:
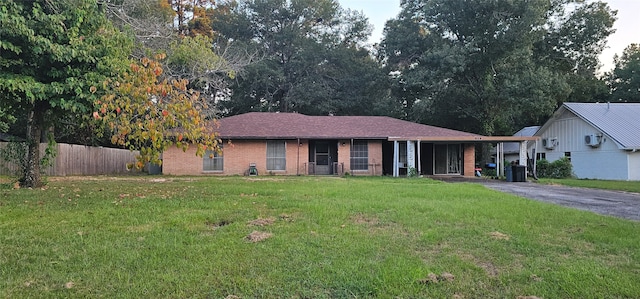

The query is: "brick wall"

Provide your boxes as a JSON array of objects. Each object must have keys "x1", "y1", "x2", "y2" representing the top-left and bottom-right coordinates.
[
  {"x1": 369, "y1": 141, "x2": 383, "y2": 176},
  {"x1": 337, "y1": 140, "x2": 350, "y2": 174},
  {"x1": 337, "y1": 140, "x2": 382, "y2": 176},
  {"x1": 463, "y1": 143, "x2": 476, "y2": 177},
  {"x1": 163, "y1": 139, "x2": 383, "y2": 176},
  {"x1": 163, "y1": 139, "x2": 311, "y2": 176},
  {"x1": 162, "y1": 146, "x2": 202, "y2": 175}
]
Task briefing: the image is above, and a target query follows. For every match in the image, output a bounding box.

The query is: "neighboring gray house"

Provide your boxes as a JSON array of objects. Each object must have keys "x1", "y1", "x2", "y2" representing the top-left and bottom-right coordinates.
[
  {"x1": 534, "y1": 102, "x2": 640, "y2": 181},
  {"x1": 504, "y1": 126, "x2": 540, "y2": 163}
]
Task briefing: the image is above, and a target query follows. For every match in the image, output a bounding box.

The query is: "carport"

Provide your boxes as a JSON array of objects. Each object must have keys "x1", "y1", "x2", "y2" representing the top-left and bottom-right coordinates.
[{"x1": 388, "y1": 136, "x2": 540, "y2": 178}]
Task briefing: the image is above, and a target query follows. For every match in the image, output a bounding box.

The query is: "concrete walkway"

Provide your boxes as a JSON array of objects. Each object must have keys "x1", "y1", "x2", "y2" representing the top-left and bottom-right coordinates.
[{"x1": 435, "y1": 177, "x2": 640, "y2": 221}]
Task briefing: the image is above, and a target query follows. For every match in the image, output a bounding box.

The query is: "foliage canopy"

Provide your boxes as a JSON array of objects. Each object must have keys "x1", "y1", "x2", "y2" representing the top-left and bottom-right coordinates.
[
  {"x1": 380, "y1": 0, "x2": 616, "y2": 135},
  {"x1": 94, "y1": 55, "x2": 220, "y2": 169},
  {"x1": 0, "y1": 0, "x2": 132, "y2": 187}
]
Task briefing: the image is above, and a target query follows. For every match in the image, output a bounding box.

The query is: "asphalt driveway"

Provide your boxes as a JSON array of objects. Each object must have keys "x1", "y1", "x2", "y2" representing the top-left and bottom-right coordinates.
[{"x1": 439, "y1": 178, "x2": 640, "y2": 221}]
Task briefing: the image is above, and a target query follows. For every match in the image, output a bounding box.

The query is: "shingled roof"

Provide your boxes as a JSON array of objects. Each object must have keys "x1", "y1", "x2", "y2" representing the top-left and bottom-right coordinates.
[{"x1": 216, "y1": 112, "x2": 480, "y2": 140}]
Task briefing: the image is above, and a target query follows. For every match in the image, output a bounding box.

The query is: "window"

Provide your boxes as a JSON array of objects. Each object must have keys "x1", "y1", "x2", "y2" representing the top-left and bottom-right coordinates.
[
  {"x1": 399, "y1": 142, "x2": 407, "y2": 167},
  {"x1": 267, "y1": 140, "x2": 286, "y2": 171},
  {"x1": 203, "y1": 146, "x2": 223, "y2": 171},
  {"x1": 350, "y1": 140, "x2": 368, "y2": 171},
  {"x1": 564, "y1": 152, "x2": 571, "y2": 162},
  {"x1": 536, "y1": 153, "x2": 546, "y2": 160}
]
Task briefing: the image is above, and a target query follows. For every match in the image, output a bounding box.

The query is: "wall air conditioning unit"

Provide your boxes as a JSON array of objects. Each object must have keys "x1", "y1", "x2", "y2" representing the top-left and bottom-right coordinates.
[
  {"x1": 585, "y1": 134, "x2": 602, "y2": 147},
  {"x1": 542, "y1": 137, "x2": 557, "y2": 150}
]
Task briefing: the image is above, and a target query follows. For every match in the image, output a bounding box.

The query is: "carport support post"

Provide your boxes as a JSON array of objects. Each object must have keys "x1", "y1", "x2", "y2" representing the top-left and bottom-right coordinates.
[
  {"x1": 496, "y1": 143, "x2": 499, "y2": 177},
  {"x1": 519, "y1": 141, "x2": 528, "y2": 179},
  {"x1": 496, "y1": 142, "x2": 504, "y2": 177}
]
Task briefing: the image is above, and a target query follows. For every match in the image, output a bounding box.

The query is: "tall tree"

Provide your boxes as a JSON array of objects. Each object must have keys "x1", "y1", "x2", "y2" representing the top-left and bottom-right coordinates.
[
  {"x1": 380, "y1": 0, "x2": 615, "y2": 135},
  {"x1": 533, "y1": 0, "x2": 616, "y2": 104},
  {"x1": 0, "y1": 0, "x2": 132, "y2": 187},
  {"x1": 94, "y1": 55, "x2": 220, "y2": 168},
  {"x1": 169, "y1": 0, "x2": 217, "y2": 37},
  {"x1": 104, "y1": 0, "x2": 252, "y2": 118},
  {"x1": 213, "y1": 0, "x2": 389, "y2": 116},
  {"x1": 609, "y1": 44, "x2": 640, "y2": 102}
]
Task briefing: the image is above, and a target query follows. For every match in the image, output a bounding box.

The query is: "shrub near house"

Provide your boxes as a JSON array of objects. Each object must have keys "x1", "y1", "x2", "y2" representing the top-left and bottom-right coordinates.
[{"x1": 537, "y1": 157, "x2": 573, "y2": 179}]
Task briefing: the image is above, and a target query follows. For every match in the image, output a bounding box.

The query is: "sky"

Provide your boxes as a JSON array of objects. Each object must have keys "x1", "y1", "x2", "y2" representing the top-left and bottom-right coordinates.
[{"x1": 338, "y1": 0, "x2": 640, "y2": 73}]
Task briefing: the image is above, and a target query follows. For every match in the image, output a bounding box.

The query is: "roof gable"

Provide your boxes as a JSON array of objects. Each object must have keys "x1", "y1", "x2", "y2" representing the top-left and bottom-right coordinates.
[
  {"x1": 539, "y1": 103, "x2": 640, "y2": 150},
  {"x1": 216, "y1": 112, "x2": 480, "y2": 140}
]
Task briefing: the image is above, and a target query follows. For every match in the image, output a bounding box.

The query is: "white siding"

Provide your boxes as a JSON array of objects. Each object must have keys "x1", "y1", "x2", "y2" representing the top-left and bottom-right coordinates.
[
  {"x1": 572, "y1": 150, "x2": 628, "y2": 180},
  {"x1": 630, "y1": 151, "x2": 640, "y2": 181},
  {"x1": 536, "y1": 112, "x2": 632, "y2": 180}
]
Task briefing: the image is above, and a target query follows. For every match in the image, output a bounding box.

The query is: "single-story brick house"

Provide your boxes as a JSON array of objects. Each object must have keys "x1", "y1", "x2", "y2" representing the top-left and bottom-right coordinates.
[{"x1": 163, "y1": 112, "x2": 536, "y2": 177}]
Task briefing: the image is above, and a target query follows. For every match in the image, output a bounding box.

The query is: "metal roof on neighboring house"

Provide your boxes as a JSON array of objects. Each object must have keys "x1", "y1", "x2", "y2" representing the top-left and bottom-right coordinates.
[
  {"x1": 503, "y1": 126, "x2": 541, "y2": 154},
  {"x1": 216, "y1": 112, "x2": 481, "y2": 140},
  {"x1": 562, "y1": 102, "x2": 640, "y2": 150}
]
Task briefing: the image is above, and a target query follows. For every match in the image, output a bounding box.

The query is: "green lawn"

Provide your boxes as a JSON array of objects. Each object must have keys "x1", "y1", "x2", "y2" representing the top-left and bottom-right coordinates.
[
  {"x1": 1, "y1": 176, "x2": 639, "y2": 298},
  {"x1": 538, "y1": 178, "x2": 640, "y2": 193}
]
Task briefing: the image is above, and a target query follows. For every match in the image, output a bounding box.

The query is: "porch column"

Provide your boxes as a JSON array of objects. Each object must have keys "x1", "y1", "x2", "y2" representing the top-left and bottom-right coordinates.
[
  {"x1": 407, "y1": 141, "x2": 416, "y2": 175},
  {"x1": 417, "y1": 140, "x2": 422, "y2": 175},
  {"x1": 393, "y1": 140, "x2": 399, "y2": 177}
]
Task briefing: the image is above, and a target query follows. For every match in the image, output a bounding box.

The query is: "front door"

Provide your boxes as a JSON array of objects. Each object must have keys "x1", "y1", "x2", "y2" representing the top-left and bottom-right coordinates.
[{"x1": 315, "y1": 141, "x2": 331, "y2": 175}]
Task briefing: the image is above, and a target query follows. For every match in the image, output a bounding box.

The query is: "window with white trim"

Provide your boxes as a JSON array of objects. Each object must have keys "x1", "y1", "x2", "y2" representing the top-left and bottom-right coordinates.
[
  {"x1": 350, "y1": 140, "x2": 368, "y2": 171},
  {"x1": 203, "y1": 146, "x2": 223, "y2": 171},
  {"x1": 266, "y1": 140, "x2": 286, "y2": 171}
]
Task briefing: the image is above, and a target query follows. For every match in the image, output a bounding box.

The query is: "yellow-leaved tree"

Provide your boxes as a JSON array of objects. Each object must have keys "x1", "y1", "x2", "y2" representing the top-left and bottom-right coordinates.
[{"x1": 93, "y1": 54, "x2": 220, "y2": 169}]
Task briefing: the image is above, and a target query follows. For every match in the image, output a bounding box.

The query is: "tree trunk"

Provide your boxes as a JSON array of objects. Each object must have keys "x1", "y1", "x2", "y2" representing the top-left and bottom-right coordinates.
[{"x1": 22, "y1": 105, "x2": 44, "y2": 188}]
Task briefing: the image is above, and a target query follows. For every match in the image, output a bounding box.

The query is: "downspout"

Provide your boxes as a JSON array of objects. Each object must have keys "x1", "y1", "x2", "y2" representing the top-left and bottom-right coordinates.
[{"x1": 297, "y1": 138, "x2": 300, "y2": 176}]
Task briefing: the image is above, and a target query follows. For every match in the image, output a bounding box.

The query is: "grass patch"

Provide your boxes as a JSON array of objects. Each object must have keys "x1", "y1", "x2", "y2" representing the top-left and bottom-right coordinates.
[
  {"x1": 1, "y1": 176, "x2": 639, "y2": 298},
  {"x1": 538, "y1": 178, "x2": 640, "y2": 193}
]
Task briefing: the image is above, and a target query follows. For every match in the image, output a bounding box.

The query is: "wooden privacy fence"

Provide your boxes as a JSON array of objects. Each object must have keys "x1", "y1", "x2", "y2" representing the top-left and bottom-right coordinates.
[{"x1": 0, "y1": 142, "x2": 139, "y2": 176}]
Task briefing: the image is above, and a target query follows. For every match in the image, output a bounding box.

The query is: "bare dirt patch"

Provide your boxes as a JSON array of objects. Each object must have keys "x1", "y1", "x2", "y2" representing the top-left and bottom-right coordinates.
[
  {"x1": 127, "y1": 223, "x2": 157, "y2": 233},
  {"x1": 479, "y1": 261, "x2": 500, "y2": 277},
  {"x1": 279, "y1": 213, "x2": 295, "y2": 222},
  {"x1": 248, "y1": 217, "x2": 275, "y2": 226},
  {"x1": 246, "y1": 231, "x2": 272, "y2": 243},
  {"x1": 459, "y1": 253, "x2": 500, "y2": 277},
  {"x1": 489, "y1": 231, "x2": 510, "y2": 240},
  {"x1": 46, "y1": 176, "x2": 202, "y2": 183},
  {"x1": 530, "y1": 274, "x2": 543, "y2": 282},
  {"x1": 245, "y1": 178, "x2": 286, "y2": 182},
  {"x1": 417, "y1": 272, "x2": 455, "y2": 285},
  {"x1": 207, "y1": 220, "x2": 232, "y2": 230},
  {"x1": 351, "y1": 213, "x2": 379, "y2": 225}
]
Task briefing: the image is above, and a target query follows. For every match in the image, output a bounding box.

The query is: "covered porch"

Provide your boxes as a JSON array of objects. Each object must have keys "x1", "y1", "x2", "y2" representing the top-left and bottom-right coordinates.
[{"x1": 387, "y1": 136, "x2": 539, "y2": 178}]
